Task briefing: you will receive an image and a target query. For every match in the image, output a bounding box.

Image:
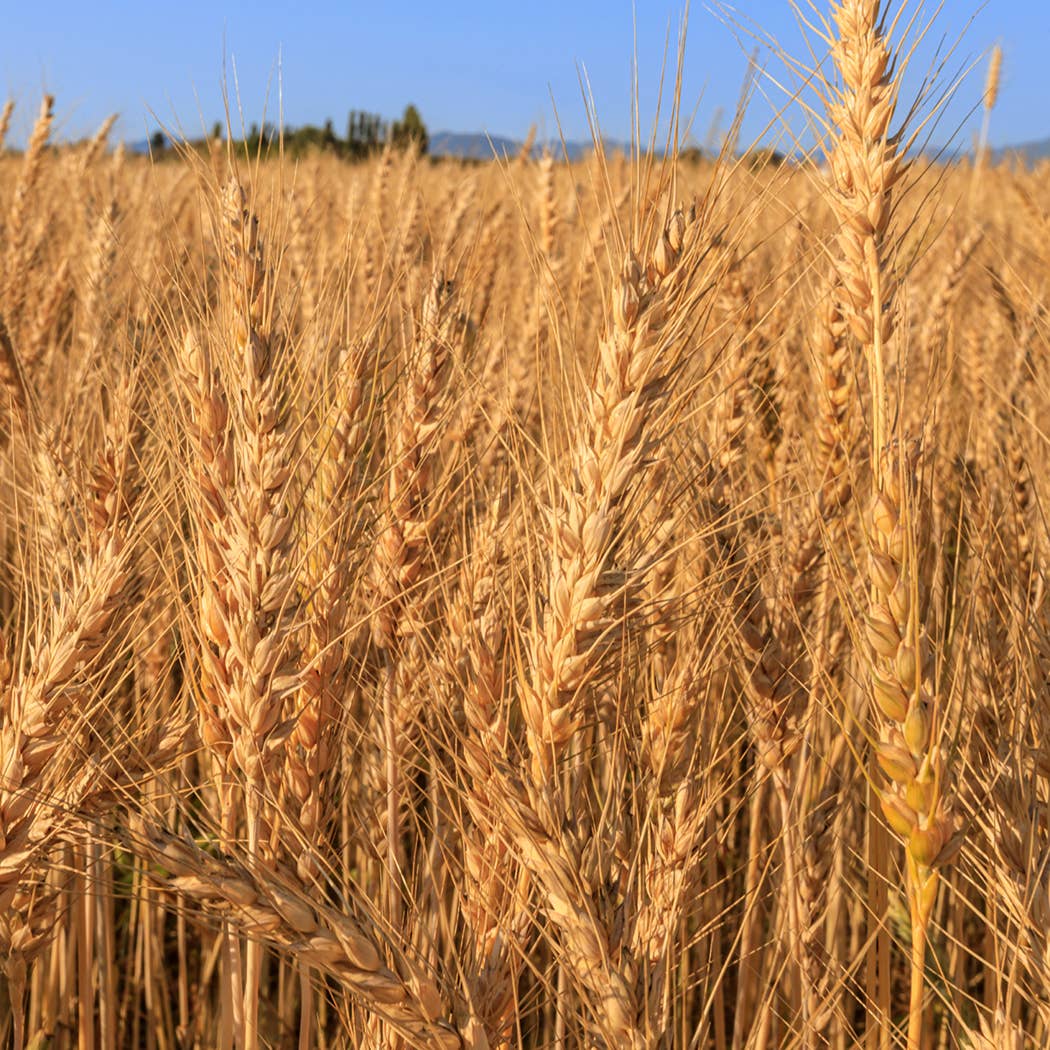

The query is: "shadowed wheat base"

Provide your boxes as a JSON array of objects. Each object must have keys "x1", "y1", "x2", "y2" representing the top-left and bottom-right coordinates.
[{"x1": 0, "y1": 8, "x2": 1046, "y2": 1048}]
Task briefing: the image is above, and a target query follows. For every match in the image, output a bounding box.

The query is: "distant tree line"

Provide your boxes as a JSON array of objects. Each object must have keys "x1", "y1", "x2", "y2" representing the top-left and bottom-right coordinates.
[{"x1": 149, "y1": 104, "x2": 428, "y2": 159}]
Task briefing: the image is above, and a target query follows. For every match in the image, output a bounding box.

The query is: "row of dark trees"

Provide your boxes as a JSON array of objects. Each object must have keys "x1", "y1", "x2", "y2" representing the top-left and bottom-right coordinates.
[{"x1": 150, "y1": 104, "x2": 428, "y2": 159}]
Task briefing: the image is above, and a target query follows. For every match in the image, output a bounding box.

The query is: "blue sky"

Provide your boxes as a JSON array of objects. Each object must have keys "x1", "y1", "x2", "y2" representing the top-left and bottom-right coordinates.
[{"x1": 0, "y1": 2, "x2": 1044, "y2": 151}]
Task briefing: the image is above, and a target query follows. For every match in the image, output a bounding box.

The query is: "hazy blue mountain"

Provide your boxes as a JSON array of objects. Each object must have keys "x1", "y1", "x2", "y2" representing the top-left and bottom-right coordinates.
[
  {"x1": 428, "y1": 130, "x2": 629, "y2": 160},
  {"x1": 432, "y1": 131, "x2": 1050, "y2": 165},
  {"x1": 428, "y1": 131, "x2": 522, "y2": 159},
  {"x1": 124, "y1": 128, "x2": 1049, "y2": 165},
  {"x1": 991, "y1": 137, "x2": 1050, "y2": 164}
]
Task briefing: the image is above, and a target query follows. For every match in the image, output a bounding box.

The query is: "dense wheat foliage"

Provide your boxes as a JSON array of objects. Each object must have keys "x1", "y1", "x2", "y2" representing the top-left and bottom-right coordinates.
[{"x1": 0, "y1": 6, "x2": 1047, "y2": 1048}]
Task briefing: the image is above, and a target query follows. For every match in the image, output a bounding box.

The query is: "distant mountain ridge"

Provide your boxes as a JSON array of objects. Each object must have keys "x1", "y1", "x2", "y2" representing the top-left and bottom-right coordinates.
[
  {"x1": 991, "y1": 137, "x2": 1050, "y2": 164},
  {"x1": 428, "y1": 130, "x2": 628, "y2": 160},
  {"x1": 124, "y1": 128, "x2": 1050, "y2": 165},
  {"x1": 431, "y1": 130, "x2": 1050, "y2": 165}
]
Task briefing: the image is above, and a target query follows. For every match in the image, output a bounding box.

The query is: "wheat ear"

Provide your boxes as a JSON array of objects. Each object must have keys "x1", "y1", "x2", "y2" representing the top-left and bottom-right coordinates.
[
  {"x1": 0, "y1": 100, "x2": 14, "y2": 151},
  {"x1": 524, "y1": 210, "x2": 692, "y2": 785},
  {"x1": 822, "y1": 5, "x2": 954, "y2": 1044},
  {"x1": 0, "y1": 378, "x2": 138, "y2": 1049},
  {"x1": 126, "y1": 816, "x2": 465, "y2": 1050},
  {"x1": 370, "y1": 272, "x2": 457, "y2": 931},
  {"x1": 3, "y1": 96, "x2": 54, "y2": 319}
]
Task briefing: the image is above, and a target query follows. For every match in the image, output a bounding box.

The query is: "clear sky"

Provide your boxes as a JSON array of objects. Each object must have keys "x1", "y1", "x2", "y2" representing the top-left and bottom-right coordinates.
[{"x1": 0, "y1": 2, "x2": 1044, "y2": 151}]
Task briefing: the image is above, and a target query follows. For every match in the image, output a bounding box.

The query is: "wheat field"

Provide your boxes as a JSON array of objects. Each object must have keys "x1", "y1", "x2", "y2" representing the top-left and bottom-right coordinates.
[{"x1": 0, "y1": 4, "x2": 1047, "y2": 1048}]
